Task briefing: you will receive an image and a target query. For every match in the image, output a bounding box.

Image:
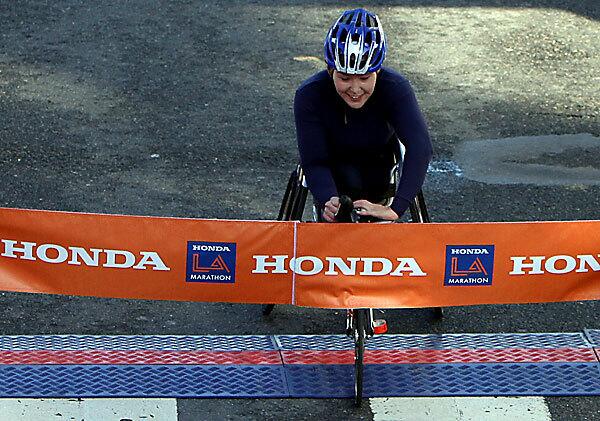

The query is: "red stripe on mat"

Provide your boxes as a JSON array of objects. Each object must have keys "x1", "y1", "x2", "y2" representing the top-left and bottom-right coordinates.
[
  {"x1": 281, "y1": 348, "x2": 598, "y2": 365},
  {"x1": 0, "y1": 350, "x2": 282, "y2": 365},
  {"x1": 2, "y1": 348, "x2": 595, "y2": 366}
]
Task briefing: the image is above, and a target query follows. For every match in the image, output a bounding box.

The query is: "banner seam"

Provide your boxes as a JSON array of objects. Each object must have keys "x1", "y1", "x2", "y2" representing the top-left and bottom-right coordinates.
[{"x1": 292, "y1": 221, "x2": 298, "y2": 305}]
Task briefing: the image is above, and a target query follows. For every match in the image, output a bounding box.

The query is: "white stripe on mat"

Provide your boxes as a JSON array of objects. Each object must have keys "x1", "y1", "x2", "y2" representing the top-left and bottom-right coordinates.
[
  {"x1": 370, "y1": 397, "x2": 551, "y2": 421},
  {"x1": 0, "y1": 398, "x2": 177, "y2": 421}
]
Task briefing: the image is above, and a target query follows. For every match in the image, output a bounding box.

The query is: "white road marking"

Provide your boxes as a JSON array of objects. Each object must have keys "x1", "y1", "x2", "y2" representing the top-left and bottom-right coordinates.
[
  {"x1": 0, "y1": 398, "x2": 178, "y2": 421},
  {"x1": 428, "y1": 160, "x2": 463, "y2": 176},
  {"x1": 370, "y1": 396, "x2": 551, "y2": 421}
]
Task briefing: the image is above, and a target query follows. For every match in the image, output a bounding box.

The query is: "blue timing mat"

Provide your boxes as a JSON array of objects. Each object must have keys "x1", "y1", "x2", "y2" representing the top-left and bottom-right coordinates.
[{"x1": 0, "y1": 331, "x2": 598, "y2": 398}]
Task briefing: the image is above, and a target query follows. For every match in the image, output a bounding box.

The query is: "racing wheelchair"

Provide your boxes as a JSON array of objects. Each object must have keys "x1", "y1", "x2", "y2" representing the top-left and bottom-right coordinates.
[
  {"x1": 262, "y1": 164, "x2": 442, "y2": 318},
  {"x1": 263, "y1": 164, "x2": 443, "y2": 406},
  {"x1": 263, "y1": 165, "x2": 443, "y2": 319}
]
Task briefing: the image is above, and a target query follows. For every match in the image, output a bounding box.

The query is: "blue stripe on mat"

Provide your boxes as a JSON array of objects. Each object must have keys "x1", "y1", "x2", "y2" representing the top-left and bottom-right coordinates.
[
  {"x1": 0, "y1": 365, "x2": 288, "y2": 398},
  {"x1": 285, "y1": 363, "x2": 600, "y2": 398}
]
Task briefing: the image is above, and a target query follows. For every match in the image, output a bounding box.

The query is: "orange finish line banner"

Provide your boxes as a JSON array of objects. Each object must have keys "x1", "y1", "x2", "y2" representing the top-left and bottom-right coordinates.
[{"x1": 0, "y1": 207, "x2": 599, "y2": 309}]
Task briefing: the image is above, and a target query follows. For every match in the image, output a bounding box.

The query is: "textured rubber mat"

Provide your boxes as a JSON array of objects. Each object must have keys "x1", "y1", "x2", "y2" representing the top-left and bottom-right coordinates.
[
  {"x1": 0, "y1": 365, "x2": 288, "y2": 397},
  {"x1": 280, "y1": 348, "x2": 597, "y2": 365},
  {"x1": 0, "y1": 350, "x2": 282, "y2": 365},
  {"x1": 0, "y1": 333, "x2": 598, "y2": 398},
  {"x1": 276, "y1": 333, "x2": 590, "y2": 350},
  {"x1": 0, "y1": 335, "x2": 276, "y2": 351},
  {"x1": 276, "y1": 335, "x2": 351, "y2": 350},
  {"x1": 285, "y1": 363, "x2": 600, "y2": 398},
  {"x1": 585, "y1": 330, "x2": 600, "y2": 347}
]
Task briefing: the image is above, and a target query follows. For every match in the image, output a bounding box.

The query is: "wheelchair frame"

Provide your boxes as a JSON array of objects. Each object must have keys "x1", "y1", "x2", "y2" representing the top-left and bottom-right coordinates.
[{"x1": 262, "y1": 164, "x2": 443, "y2": 320}]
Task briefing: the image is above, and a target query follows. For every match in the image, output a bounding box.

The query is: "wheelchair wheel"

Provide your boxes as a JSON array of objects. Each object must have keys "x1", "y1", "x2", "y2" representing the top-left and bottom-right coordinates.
[
  {"x1": 432, "y1": 306, "x2": 444, "y2": 320},
  {"x1": 262, "y1": 304, "x2": 275, "y2": 316},
  {"x1": 263, "y1": 165, "x2": 309, "y2": 316},
  {"x1": 353, "y1": 309, "x2": 367, "y2": 407},
  {"x1": 278, "y1": 168, "x2": 299, "y2": 220},
  {"x1": 409, "y1": 191, "x2": 443, "y2": 319},
  {"x1": 408, "y1": 191, "x2": 430, "y2": 223},
  {"x1": 416, "y1": 191, "x2": 431, "y2": 223}
]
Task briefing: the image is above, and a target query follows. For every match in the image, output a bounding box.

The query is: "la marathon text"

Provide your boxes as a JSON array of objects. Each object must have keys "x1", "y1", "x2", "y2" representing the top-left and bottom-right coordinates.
[
  {"x1": 188, "y1": 273, "x2": 232, "y2": 281},
  {"x1": 446, "y1": 277, "x2": 490, "y2": 284}
]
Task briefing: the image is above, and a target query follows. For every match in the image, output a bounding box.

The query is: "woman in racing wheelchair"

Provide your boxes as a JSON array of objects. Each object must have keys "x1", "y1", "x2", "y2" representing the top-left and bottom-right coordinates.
[
  {"x1": 264, "y1": 8, "x2": 437, "y2": 318},
  {"x1": 294, "y1": 8, "x2": 432, "y2": 222}
]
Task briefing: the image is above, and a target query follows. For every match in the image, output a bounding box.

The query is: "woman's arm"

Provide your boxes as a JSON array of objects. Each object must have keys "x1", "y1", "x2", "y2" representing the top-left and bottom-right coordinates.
[
  {"x1": 385, "y1": 81, "x2": 433, "y2": 217},
  {"x1": 294, "y1": 87, "x2": 339, "y2": 207}
]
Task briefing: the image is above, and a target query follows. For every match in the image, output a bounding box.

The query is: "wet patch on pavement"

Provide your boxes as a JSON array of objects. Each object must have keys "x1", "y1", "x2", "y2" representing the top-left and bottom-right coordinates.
[{"x1": 454, "y1": 133, "x2": 600, "y2": 186}]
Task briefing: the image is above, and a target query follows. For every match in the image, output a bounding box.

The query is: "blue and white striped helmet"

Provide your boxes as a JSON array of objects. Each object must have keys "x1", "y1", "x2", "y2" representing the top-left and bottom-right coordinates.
[{"x1": 324, "y1": 8, "x2": 386, "y2": 75}]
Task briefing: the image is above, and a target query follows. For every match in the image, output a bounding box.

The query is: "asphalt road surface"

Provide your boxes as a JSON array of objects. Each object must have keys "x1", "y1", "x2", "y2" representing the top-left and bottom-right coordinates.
[{"x1": 0, "y1": 1, "x2": 599, "y2": 420}]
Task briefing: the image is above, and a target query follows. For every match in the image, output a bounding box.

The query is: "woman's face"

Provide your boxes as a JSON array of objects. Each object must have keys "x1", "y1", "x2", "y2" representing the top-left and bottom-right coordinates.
[{"x1": 332, "y1": 70, "x2": 377, "y2": 109}]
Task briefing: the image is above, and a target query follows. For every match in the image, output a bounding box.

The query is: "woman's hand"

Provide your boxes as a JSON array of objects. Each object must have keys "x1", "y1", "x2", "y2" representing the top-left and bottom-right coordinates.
[
  {"x1": 322, "y1": 196, "x2": 340, "y2": 222},
  {"x1": 353, "y1": 199, "x2": 399, "y2": 221}
]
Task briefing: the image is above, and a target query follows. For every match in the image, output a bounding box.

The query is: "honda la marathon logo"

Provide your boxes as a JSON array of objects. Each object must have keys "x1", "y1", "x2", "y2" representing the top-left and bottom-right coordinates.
[
  {"x1": 186, "y1": 241, "x2": 236, "y2": 283},
  {"x1": 444, "y1": 245, "x2": 495, "y2": 286}
]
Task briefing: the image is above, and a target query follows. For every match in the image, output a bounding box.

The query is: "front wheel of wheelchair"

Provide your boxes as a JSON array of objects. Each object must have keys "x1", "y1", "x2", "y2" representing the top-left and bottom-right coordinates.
[{"x1": 353, "y1": 309, "x2": 367, "y2": 407}]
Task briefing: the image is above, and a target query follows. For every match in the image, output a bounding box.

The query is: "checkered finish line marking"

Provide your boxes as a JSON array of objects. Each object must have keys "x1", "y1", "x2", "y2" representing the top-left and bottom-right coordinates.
[{"x1": 0, "y1": 332, "x2": 597, "y2": 398}]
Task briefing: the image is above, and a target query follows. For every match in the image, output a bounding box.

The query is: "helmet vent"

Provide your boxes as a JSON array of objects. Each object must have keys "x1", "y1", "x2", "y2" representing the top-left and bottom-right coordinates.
[
  {"x1": 339, "y1": 28, "x2": 348, "y2": 42},
  {"x1": 338, "y1": 50, "x2": 345, "y2": 67},
  {"x1": 359, "y1": 53, "x2": 369, "y2": 69},
  {"x1": 331, "y1": 26, "x2": 339, "y2": 40},
  {"x1": 372, "y1": 50, "x2": 381, "y2": 64},
  {"x1": 349, "y1": 54, "x2": 356, "y2": 68}
]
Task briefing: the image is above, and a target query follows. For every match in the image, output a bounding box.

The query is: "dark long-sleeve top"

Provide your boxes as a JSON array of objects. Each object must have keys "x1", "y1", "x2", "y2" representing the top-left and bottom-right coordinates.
[{"x1": 294, "y1": 67, "x2": 433, "y2": 217}]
